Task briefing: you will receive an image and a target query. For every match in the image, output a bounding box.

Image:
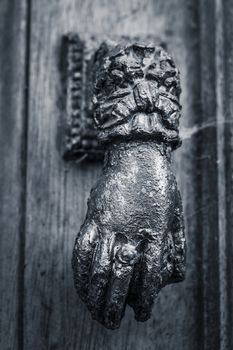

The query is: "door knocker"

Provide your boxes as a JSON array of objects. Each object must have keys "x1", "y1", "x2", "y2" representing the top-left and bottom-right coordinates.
[{"x1": 67, "y1": 38, "x2": 186, "y2": 329}]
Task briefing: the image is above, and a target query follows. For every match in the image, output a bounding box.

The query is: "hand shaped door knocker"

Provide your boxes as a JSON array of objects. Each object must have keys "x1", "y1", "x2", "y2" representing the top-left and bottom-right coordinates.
[{"x1": 72, "y1": 42, "x2": 186, "y2": 329}]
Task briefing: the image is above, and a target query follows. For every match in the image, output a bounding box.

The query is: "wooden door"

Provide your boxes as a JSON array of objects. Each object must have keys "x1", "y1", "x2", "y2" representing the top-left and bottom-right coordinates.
[{"x1": 1, "y1": 0, "x2": 232, "y2": 349}]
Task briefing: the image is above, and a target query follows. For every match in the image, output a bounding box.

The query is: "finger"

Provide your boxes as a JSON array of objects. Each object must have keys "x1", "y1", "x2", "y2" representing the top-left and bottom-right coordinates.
[
  {"x1": 127, "y1": 237, "x2": 147, "y2": 309},
  {"x1": 160, "y1": 231, "x2": 178, "y2": 285},
  {"x1": 104, "y1": 243, "x2": 140, "y2": 329},
  {"x1": 132, "y1": 244, "x2": 162, "y2": 322},
  {"x1": 87, "y1": 234, "x2": 115, "y2": 322},
  {"x1": 72, "y1": 222, "x2": 99, "y2": 302},
  {"x1": 127, "y1": 260, "x2": 142, "y2": 308},
  {"x1": 170, "y1": 203, "x2": 186, "y2": 282}
]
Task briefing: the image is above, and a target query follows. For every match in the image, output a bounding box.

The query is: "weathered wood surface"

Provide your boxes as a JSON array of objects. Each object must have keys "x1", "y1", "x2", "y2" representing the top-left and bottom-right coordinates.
[
  {"x1": 198, "y1": 1, "x2": 221, "y2": 348},
  {"x1": 222, "y1": 0, "x2": 233, "y2": 348},
  {"x1": 24, "y1": 0, "x2": 203, "y2": 349},
  {"x1": 1, "y1": 0, "x2": 232, "y2": 349},
  {"x1": 0, "y1": 1, "x2": 28, "y2": 349},
  {"x1": 198, "y1": 1, "x2": 233, "y2": 349}
]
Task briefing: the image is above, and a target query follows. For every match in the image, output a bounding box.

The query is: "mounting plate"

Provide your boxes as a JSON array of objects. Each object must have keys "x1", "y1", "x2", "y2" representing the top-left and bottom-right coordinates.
[{"x1": 61, "y1": 34, "x2": 164, "y2": 162}]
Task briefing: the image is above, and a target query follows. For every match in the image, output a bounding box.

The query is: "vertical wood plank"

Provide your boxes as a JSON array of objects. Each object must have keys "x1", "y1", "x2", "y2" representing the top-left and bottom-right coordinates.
[
  {"x1": 222, "y1": 0, "x2": 233, "y2": 348},
  {"x1": 24, "y1": 1, "x2": 205, "y2": 349},
  {"x1": 198, "y1": 1, "x2": 221, "y2": 348},
  {"x1": 0, "y1": 1, "x2": 28, "y2": 349},
  {"x1": 197, "y1": 0, "x2": 233, "y2": 348}
]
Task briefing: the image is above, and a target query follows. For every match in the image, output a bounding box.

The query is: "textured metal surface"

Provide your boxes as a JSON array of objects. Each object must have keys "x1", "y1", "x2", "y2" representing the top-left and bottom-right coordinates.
[
  {"x1": 62, "y1": 34, "x2": 103, "y2": 161},
  {"x1": 62, "y1": 35, "x2": 165, "y2": 161},
  {"x1": 72, "y1": 42, "x2": 186, "y2": 329}
]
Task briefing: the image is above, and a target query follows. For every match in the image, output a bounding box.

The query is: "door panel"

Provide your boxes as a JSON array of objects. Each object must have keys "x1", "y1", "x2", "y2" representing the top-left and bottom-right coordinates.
[
  {"x1": 0, "y1": 1, "x2": 28, "y2": 349},
  {"x1": 24, "y1": 1, "x2": 202, "y2": 349},
  {"x1": 1, "y1": 0, "x2": 232, "y2": 349}
]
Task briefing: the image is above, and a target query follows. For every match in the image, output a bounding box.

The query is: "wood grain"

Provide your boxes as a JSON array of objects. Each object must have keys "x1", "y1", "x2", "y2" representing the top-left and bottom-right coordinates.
[
  {"x1": 198, "y1": 1, "x2": 221, "y2": 348},
  {"x1": 0, "y1": 1, "x2": 28, "y2": 349},
  {"x1": 197, "y1": 1, "x2": 233, "y2": 348},
  {"x1": 23, "y1": 1, "x2": 205, "y2": 349},
  {"x1": 222, "y1": 0, "x2": 233, "y2": 348}
]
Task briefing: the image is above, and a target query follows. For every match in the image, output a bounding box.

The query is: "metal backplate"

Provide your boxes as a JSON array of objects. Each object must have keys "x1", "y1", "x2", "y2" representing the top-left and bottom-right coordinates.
[{"x1": 61, "y1": 34, "x2": 164, "y2": 162}]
